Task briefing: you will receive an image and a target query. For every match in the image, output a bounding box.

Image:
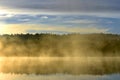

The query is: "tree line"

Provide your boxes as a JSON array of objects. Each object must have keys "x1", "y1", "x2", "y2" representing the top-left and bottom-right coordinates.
[{"x1": 0, "y1": 33, "x2": 120, "y2": 57}]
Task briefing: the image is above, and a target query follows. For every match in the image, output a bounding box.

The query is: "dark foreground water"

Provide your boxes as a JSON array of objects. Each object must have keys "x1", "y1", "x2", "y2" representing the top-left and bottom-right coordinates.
[{"x1": 0, "y1": 57, "x2": 120, "y2": 80}]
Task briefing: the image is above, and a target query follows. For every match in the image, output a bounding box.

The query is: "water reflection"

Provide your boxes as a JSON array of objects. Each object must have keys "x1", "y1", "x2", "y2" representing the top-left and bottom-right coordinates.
[
  {"x1": 0, "y1": 57, "x2": 120, "y2": 75},
  {"x1": 0, "y1": 73, "x2": 120, "y2": 80}
]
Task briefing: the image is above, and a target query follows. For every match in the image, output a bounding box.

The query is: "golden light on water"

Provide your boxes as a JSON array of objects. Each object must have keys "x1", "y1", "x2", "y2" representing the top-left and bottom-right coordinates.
[{"x1": 0, "y1": 41, "x2": 2, "y2": 49}]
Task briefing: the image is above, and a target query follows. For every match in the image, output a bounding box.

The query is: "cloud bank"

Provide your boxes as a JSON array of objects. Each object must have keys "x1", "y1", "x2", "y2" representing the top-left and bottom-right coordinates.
[
  {"x1": 0, "y1": 0, "x2": 119, "y2": 34},
  {"x1": 0, "y1": 0, "x2": 120, "y2": 12},
  {"x1": 0, "y1": 0, "x2": 120, "y2": 16}
]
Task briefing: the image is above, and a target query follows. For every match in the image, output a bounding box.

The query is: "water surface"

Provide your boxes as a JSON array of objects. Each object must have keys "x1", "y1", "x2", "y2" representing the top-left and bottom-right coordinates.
[
  {"x1": 0, "y1": 73, "x2": 120, "y2": 80},
  {"x1": 0, "y1": 57, "x2": 120, "y2": 75}
]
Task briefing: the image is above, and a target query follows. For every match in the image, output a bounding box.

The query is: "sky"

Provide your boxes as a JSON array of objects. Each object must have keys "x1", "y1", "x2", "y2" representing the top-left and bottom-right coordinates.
[{"x1": 0, "y1": 0, "x2": 120, "y2": 34}]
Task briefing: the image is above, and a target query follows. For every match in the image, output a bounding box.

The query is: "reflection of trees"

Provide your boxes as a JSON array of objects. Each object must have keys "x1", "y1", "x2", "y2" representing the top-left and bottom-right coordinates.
[{"x1": 1, "y1": 57, "x2": 120, "y2": 75}]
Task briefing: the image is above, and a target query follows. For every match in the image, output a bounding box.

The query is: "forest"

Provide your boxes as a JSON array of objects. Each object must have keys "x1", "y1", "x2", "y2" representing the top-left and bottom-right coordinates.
[{"x1": 0, "y1": 33, "x2": 120, "y2": 57}]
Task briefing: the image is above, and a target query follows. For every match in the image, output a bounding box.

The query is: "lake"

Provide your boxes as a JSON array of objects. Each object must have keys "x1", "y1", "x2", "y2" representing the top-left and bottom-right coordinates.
[
  {"x1": 0, "y1": 73, "x2": 120, "y2": 80},
  {"x1": 0, "y1": 57, "x2": 120, "y2": 80}
]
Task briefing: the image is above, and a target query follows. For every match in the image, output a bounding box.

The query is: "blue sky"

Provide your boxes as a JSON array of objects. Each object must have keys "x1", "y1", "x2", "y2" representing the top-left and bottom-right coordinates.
[{"x1": 0, "y1": 0, "x2": 120, "y2": 34}]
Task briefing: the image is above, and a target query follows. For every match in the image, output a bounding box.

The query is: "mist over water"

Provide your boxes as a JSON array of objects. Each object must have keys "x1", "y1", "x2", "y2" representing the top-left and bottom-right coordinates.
[
  {"x1": 0, "y1": 34, "x2": 120, "y2": 57},
  {"x1": 0, "y1": 34, "x2": 120, "y2": 80},
  {"x1": 0, "y1": 57, "x2": 120, "y2": 75}
]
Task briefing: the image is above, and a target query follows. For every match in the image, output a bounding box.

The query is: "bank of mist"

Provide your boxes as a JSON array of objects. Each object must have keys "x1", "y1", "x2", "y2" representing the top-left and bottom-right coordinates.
[
  {"x1": 0, "y1": 33, "x2": 120, "y2": 57},
  {"x1": 0, "y1": 57, "x2": 120, "y2": 75},
  {"x1": 0, "y1": 33, "x2": 120, "y2": 75}
]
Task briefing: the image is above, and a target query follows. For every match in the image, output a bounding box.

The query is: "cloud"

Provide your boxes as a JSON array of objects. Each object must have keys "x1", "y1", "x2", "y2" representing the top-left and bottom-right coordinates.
[
  {"x1": 0, "y1": 14, "x2": 115, "y2": 34},
  {"x1": 0, "y1": 0, "x2": 120, "y2": 17},
  {"x1": 18, "y1": 19, "x2": 30, "y2": 22},
  {"x1": 41, "y1": 16, "x2": 48, "y2": 19},
  {"x1": 0, "y1": 14, "x2": 103, "y2": 25},
  {"x1": 0, "y1": 14, "x2": 14, "y2": 19},
  {"x1": 64, "y1": 20, "x2": 97, "y2": 24}
]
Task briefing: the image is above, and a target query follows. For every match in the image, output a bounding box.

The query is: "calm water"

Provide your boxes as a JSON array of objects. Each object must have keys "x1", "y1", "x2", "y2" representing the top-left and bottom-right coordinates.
[
  {"x1": 0, "y1": 57, "x2": 120, "y2": 80},
  {"x1": 0, "y1": 73, "x2": 120, "y2": 80},
  {"x1": 0, "y1": 57, "x2": 120, "y2": 75}
]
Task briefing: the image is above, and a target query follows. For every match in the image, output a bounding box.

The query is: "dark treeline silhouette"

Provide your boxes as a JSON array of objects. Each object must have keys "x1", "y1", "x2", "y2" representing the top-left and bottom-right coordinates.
[{"x1": 0, "y1": 33, "x2": 120, "y2": 57}]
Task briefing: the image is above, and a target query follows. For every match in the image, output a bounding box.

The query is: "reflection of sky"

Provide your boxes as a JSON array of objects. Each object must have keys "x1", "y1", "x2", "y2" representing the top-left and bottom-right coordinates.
[
  {"x1": 0, "y1": 73, "x2": 120, "y2": 80},
  {"x1": 0, "y1": 0, "x2": 120, "y2": 34}
]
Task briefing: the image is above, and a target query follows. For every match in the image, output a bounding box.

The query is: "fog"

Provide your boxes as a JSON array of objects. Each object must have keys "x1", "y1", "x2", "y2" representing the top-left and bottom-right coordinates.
[
  {"x1": 0, "y1": 34, "x2": 120, "y2": 75},
  {"x1": 0, "y1": 34, "x2": 119, "y2": 57},
  {"x1": 0, "y1": 34, "x2": 88, "y2": 57},
  {"x1": 0, "y1": 57, "x2": 119, "y2": 75}
]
